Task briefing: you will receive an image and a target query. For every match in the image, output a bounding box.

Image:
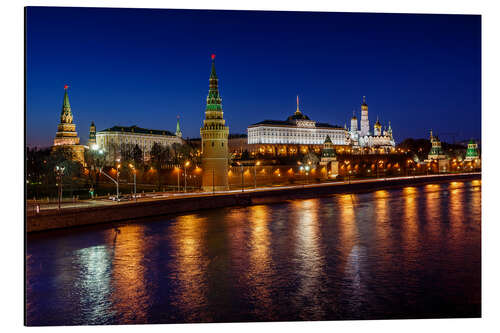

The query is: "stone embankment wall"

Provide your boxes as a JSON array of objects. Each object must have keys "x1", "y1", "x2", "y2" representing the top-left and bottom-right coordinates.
[{"x1": 27, "y1": 173, "x2": 480, "y2": 233}]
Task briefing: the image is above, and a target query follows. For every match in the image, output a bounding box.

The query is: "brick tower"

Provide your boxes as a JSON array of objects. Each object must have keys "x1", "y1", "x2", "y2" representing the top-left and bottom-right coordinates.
[
  {"x1": 52, "y1": 85, "x2": 84, "y2": 163},
  {"x1": 200, "y1": 54, "x2": 229, "y2": 191}
]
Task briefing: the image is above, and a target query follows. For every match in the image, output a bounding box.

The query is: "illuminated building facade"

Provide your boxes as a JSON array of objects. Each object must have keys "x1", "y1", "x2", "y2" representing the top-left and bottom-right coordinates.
[
  {"x1": 347, "y1": 96, "x2": 395, "y2": 149},
  {"x1": 200, "y1": 55, "x2": 229, "y2": 191},
  {"x1": 319, "y1": 135, "x2": 339, "y2": 178},
  {"x1": 465, "y1": 139, "x2": 480, "y2": 161},
  {"x1": 247, "y1": 96, "x2": 347, "y2": 145},
  {"x1": 52, "y1": 86, "x2": 85, "y2": 163},
  {"x1": 96, "y1": 124, "x2": 183, "y2": 161},
  {"x1": 427, "y1": 130, "x2": 447, "y2": 160}
]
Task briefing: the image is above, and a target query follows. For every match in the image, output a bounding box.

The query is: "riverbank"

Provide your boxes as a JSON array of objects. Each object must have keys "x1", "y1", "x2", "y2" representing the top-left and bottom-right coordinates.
[{"x1": 26, "y1": 172, "x2": 481, "y2": 232}]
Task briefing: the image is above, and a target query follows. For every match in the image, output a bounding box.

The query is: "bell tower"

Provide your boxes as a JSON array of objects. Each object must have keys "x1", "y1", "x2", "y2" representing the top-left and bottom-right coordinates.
[
  {"x1": 360, "y1": 96, "x2": 370, "y2": 136},
  {"x1": 200, "y1": 54, "x2": 229, "y2": 191}
]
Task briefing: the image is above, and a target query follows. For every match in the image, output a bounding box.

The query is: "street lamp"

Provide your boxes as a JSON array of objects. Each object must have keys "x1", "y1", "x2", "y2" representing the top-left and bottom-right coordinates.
[
  {"x1": 184, "y1": 161, "x2": 190, "y2": 193},
  {"x1": 129, "y1": 164, "x2": 137, "y2": 202},
  {"x1": 99, "y1": 160, "x2": 120, "y2": 201},
  {"x1": 305, "y1": 165, "x2": 310, "y2": 185},
  {"x1": 254, "y1": 161, "x2": 260, "y2": 189},
  {"x1": 54, "y1": 165, "x2": 65, "y2": 210}
]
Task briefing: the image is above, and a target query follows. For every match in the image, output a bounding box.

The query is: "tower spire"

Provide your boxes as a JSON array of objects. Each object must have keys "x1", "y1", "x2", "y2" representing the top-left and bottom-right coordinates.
[
  {"x1": 176, "y1": 115, "x2": 182, "y2": 138},
  {"x1": 295, "y1": 95, "x2": 301, "y2": 114},
  {"x1": 210, "y1": 54, "x2": 217, "y2": 79},
  {"x1": 61, "y1": 84, "x2": 73, "y2": 124}
]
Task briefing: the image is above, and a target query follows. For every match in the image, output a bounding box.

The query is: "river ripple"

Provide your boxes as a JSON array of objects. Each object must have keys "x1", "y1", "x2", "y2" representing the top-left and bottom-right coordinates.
[{"x1": 26, "y1": 180, "x2": 481, "y2": 325}]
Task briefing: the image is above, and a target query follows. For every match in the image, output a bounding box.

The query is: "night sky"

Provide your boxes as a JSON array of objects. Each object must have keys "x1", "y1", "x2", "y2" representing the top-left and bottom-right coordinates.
[{"x1": 26, "y1": 7, "x2": 481, "y2": 148}]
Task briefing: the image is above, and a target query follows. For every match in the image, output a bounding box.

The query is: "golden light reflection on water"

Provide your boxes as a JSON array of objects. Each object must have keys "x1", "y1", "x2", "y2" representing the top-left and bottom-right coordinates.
[
  {"x1": 449, "y1": 183, "x2": 465, "y2": 248},
  {"x1": 402, "y1": 187, "x2": 419, "y2": 263},
  {"x1": 425, "y1": 184, "x2": 442, "y2": 240},
  {"x1": 247, "y1": 205, "x2": 273, "y2": 316},
  {"x1": 470, "y1": 180, "x2": 481, "y2": 218},
  {"x1": 290, "y1": 199, "x2": 325, "y2": 319},
  {"x1": 171, "y1": 214, "x2": 210, "y2": 321},
  {"x1": 374, "y1": 190, "x2": 390, "y2": 245},
  {"x1": 338, "y1": 194, "x2": 358, "y2": 255},
  {"x1": 109, "y1": 224, "x2": 148, "y2": 323}
]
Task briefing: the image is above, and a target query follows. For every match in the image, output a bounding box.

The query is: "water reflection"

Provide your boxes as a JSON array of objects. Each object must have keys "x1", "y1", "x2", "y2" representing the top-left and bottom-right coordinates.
[
  {"x1": 247, "y1": 205, "x2": 273, "y2": 318},
  {"x1": 74, "y1": 244, "x2": 113, "y2": 324},
  {"x1": 26, "y1": 180, "x2": 482, "y2": 325},
  {"x1": 291, "y1": 199, "x2": 325, "y2": 320},
  {"x1": 425, "y1": 184, "x2": 442, "y2": 241},
  {"x1": 402, "y1": 187, "x2": 419, "y2": 264},
  {"x1": 337, "y1": 194, "x2": 358, "y2": 257},
  {"x1": 109, "y1": 224, "x2": 148, "y2": 323},
  {"x1": 449, "y1": 183, "x2": 465, "y2": 250},
  {"x1": 170, "y1": 214, "x2": 210, "y2": 321}
]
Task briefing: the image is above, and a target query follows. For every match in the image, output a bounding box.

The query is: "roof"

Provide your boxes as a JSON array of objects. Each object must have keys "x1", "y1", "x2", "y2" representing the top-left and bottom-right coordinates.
[
  {"x1": 249, "y1": 119, "x2": 343, "y2": 129},
  {"x1": 287, "y1": 113, "x2": 310, "y2": 121},
  {"x1": 97, "y1": 125, "x2": 175, "y2": 136}
]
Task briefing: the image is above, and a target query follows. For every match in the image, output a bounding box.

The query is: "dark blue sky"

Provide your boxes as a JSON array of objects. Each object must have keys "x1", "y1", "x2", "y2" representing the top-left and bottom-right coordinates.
[{"x1": 26, "y1": 7, "x2": 481, "y2": 147}]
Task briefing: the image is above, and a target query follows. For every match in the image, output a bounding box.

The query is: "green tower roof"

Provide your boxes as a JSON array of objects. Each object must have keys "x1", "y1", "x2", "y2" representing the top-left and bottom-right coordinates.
[
  {"x1": 60, "y1": 86, "x2": 73, "y2": 124},
  {"x1": 324, "y1": 135, "x2": 333, "y2": 144},
  {"x1": 176, "y1": 116, "x2": 181, "y2": 134},
  {"x1": 210, "y1": 55, "x2": 217, "y2": 79},
  {"x1": 206, "y1": 54, "x2": 223, "y2": 113}
]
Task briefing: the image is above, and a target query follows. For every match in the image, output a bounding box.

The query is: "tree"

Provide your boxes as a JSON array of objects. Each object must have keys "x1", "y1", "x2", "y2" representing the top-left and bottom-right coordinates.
[
  {"x1": 149, "y1": 143, "x2": 171, "y2": 189},
  {"x1": 302, "y1": 151, "x2": 319, "y2": 166},
  {"x1": 132, "y1": 144, "x2": 143, "y2": 167}
]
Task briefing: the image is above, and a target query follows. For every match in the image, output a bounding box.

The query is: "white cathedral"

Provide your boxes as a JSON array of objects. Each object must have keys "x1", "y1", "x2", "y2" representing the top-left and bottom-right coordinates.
[{"x1": 347, "y1": 96, "x2": 395, "y2": 149}]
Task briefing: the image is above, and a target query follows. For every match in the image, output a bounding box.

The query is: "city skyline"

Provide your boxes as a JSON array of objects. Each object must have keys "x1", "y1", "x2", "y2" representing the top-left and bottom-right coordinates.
[{"x1": 26, "y1": 7, "x2": 481, "y2": 148}]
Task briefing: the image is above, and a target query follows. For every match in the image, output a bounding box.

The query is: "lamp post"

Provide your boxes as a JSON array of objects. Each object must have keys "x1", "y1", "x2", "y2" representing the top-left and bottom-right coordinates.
[
  {"x1": 240, "y1": 163, "x2": 244, "y2": 192},
  {"x1": 54, "y1": 165, "x2": 65, "y2": 210},
  {"x1": 99, "y1": 166, "x2": 120, "y2": 202},
  {"x1": 129, "y1": 164, "x2": 137, "y2": 202},
  {"x1": 176, "y1": 167, "x2": 180, "y2": 192},
  {"x1": 184, "y1": 161, "x2": 190, "y2": 193},
  {"x1": 305, "y1": 165, "x2": 310, "y2": 185},
  {"x1": 254, "y1": 161, "x2": 260, "y2": 189},
  {"x1": 116, "y1": 160, "x2": 120, "y2": 199}
]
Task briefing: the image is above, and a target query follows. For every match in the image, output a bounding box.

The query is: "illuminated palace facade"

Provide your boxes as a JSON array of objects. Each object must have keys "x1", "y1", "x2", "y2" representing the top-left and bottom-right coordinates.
[
  {"x1": 95, "y1": 121, "x2": 183, "y2": 162},
  {"x1": 247, "y1": 96, "x2": 347, "y2": 155},
  {"x1": 246, "y1": 95, "x2": 395, "y2": 156}
]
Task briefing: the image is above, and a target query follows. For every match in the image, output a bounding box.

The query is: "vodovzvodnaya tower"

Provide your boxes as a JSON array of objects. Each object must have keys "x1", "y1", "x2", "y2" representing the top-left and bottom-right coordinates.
[{"x1": 200, "y1": 54, "x2": 229, "y2": 191}]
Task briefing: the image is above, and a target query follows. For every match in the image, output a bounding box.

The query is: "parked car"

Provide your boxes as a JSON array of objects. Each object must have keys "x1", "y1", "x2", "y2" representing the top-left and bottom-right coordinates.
[{"x1": 108, "y1": 195, "x2": 130, "y2": 202}]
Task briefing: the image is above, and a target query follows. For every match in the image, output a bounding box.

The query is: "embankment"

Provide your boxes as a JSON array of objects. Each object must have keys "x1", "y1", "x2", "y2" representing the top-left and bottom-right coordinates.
[{"x1": 27, "y1": 173, "x2": 480, "y2": 233}]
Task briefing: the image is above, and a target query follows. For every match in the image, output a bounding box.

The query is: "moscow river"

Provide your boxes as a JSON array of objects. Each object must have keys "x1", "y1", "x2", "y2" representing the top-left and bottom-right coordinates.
[{"x1": 26, "y1": 180, "x2": 481, "y2": 325}]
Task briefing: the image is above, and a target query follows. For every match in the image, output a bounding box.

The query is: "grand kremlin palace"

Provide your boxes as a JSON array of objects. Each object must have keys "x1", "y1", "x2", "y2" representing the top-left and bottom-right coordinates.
[{"x1": 243, "y1": 96, "x2": 395, "y2": 157}]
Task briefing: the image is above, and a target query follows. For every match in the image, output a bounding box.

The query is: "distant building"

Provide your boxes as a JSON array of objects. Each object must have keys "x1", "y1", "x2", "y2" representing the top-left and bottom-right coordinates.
[
  {"x1": 319, "y1": 135, "x2": 339, "y2": 178},
  {"x1": 52, "y1": 86, "x2": 84, "y2": 163},
  {"x1": 87, "y1": 121, "x2": 96, "y2": 149},
  {"x1": 426, "y1": 129, "x2": 450, "y2": 172},
  {"x1": 247, "y1": 96, "x2": 347, "y2": 145},
  {"x1": 465, "y1": 139, "x2": 480, "y2": 162},
  {"x1": 347, "y1": 96, "x2": 395, "y2": 149},
  {"x1": 427, "y1": 130, "x2": 447, "y2": 160},
  {"x1": 96, "y1": 124, "x2": 183, "y2": 162}
]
